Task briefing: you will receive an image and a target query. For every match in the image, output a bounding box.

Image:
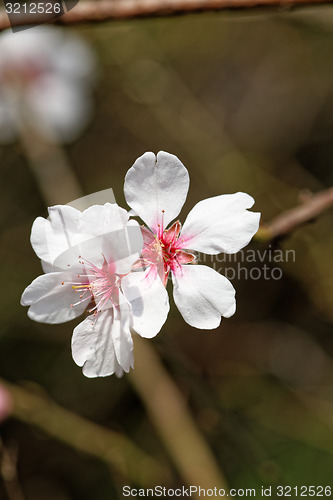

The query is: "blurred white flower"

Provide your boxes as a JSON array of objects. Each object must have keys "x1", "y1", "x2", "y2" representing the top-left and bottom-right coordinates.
[
  {"x1": 124, "y1": 151, "x2": 261, "y2": 330},
  {"x1": 21, "y1": 203, "x2": 168, "y2": 377},
  {"x1": 0, "y1": 26, "x2": 96, "y2": 143}
]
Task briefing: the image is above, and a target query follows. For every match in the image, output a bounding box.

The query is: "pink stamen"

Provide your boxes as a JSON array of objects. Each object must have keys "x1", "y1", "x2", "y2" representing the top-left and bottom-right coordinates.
[
  {"x1": 135, "y1": 217, "x2": 195, "y2": 286},
  {"x1": 67, "y1": 255, "x2": 123, "y2": 321}
]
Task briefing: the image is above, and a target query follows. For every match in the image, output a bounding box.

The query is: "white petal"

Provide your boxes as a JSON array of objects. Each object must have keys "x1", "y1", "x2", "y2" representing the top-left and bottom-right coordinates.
[
  {"x1": 30, "y1": 205, "x2": 82, "y2": 265},
  {"x1": 78, "y1": 203, "x2": 129, "y2": 236},
  {"x1": 71, "y1": 309, "x2": 133, "y2": 378},
  {"x1": 121, "y1": 269, "x2": 169, "y2": 338},
  {"x1": 124, "y1": 151, "x2": 189, "y2": 232},
  {"x1": 31, "y1": 203, "x2": 142, "y2": 273},
  {"x1": 72, "y1": 204, "x2": 143, "y2": 274},
  {"x1": 21, "y1": 272, "x2": 90, "y2": 324},
  {"x1": 172, "y1": 265, "x2": 236, "y2": 329},
  {"x1": 181, "y1": 192, "x2": 261, "y2": 254},
  {"x1": 96, "y1": 220, "x2": 143, "y2": 275},
  {"x1": 53, "y1": 225, "x2": 143, "y2": 276},
  {"x1": 112, "y1": 301, "x2": 134, "y2": 371},
  {"x1": 41, "y1": 260, "x2": 64, "y2": 274}
]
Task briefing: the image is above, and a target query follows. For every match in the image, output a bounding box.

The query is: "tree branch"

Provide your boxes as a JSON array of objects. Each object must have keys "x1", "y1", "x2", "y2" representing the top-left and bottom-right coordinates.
[
  {"x1": 0, "y1": 378, "x2": 169, "y2": 487},
  {"x1": 129, "y1": 336, "x2": 230, "y2": 496},
  {"x1": 256, "y1": 186, "x2": 333, "y2": 241},
  {"x1": 0, "y1": 0, "x2": 333, "y2": 31}
]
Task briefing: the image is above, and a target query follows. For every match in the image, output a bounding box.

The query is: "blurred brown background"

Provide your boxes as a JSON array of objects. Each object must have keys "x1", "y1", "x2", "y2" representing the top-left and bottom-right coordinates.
[{"x1": 1, "y1": 7, "x2": 333, "y2": 499}]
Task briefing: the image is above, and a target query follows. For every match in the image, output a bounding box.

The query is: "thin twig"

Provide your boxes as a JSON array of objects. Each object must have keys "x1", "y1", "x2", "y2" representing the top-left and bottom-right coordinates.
[
  {"x1": 255, "y1": 186, "x2": 333, "y2": 241},
  {"x1": 0, "y1": 0, "x2": 333, "y2": 31},
  {"x1": 0, "y1": 378, "x2": 169, "y2": 487}
]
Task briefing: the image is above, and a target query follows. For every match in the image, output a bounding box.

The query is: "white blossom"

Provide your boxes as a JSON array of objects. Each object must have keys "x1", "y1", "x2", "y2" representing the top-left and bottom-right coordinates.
[
  {"x1": 21, "y1": 203, "x2": 168, "y2": 377},
  {"x1": 124, "y1": 151, "x2": 261, "y2": 330}
]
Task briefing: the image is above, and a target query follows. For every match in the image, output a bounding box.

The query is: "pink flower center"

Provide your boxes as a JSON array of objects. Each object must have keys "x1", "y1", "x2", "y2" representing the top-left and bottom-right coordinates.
[
  {"x1": 66, "y1": 256, "x2": 122, "y2": 321},
  {"x1": 138, "y1": 213, "x2": 195, "y2": 286}
]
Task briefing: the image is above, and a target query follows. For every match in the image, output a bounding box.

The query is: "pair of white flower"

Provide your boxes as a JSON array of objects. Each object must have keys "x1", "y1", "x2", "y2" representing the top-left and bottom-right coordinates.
[{"x1": 21, "y1": 152, "x2": 260, "y2": 377}]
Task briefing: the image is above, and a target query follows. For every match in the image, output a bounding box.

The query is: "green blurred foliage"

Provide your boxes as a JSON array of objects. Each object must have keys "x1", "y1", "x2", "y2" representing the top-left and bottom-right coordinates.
[{"x1": 1, "y1": 8, "x2": 333, "y2": 499}]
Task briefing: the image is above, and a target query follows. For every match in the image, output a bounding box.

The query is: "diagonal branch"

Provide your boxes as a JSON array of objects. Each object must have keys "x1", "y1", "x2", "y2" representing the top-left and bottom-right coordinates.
[
  {"x1": 255, "y1": 186, "x2": 333, "y2": 241},
  {"x1": 129, "y1": 336, "x2": 230, "y2": 495},
  {"x1": 0, "y1": 378, "x2": 169, "y2": 487},
  {"x1": 0, "y1": 0, "x2": 333, "y2": 31}
]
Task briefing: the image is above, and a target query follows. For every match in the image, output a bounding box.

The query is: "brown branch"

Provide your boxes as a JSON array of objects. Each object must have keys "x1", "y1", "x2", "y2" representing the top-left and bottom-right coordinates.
[
  {"x1": 0, "y1": 378, "x2": 169, "y2": 487},
  {"x1": 0, "y1": 0, "x2": 333, "y2": 31},
  {"x1": 129, "y1": 336, "x2": 230, "y2": 496},
  {"x1": 256, "y1": 186, "x2": 333, "y2": 241}
]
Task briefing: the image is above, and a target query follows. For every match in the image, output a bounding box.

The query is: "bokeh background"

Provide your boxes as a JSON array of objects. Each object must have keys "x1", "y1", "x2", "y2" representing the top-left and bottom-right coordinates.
[{"x1": 1, "y1": 6, "x2": 333, "y2": 499}]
